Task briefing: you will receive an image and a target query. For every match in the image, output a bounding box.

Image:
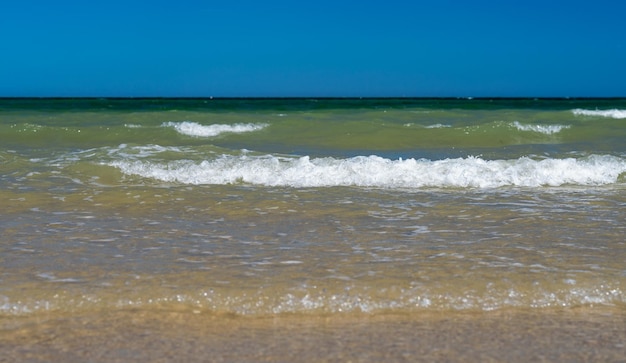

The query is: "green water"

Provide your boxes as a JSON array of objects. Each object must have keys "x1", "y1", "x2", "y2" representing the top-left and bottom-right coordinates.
[{"x1": 2, "y1": 98, "x2": 625, "y2": 157}]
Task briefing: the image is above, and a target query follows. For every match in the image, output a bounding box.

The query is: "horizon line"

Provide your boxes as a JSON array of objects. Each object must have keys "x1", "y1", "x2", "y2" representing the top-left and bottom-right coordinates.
[{"x1": 2, "y1": 96, "x2": 626, "y2": 100}]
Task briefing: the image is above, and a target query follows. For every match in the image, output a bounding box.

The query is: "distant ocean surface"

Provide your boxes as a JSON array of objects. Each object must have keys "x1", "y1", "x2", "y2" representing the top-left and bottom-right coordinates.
[{"x1": 1, "y1": 98, "x2": 625, "y2": 317}]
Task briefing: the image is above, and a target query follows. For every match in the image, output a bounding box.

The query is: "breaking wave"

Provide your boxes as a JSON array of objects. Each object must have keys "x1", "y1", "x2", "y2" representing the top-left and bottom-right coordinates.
[
  {"x1": 572, "y1": 109, "x2": 626, "y2": 119},
  {"x1": 109, "y1": 154, "x2": 626, "y2": 188},
  {"x1": 510, "y1": 121, "x2": 570, "y2": 135},
  {"x1": 163, "y1": 121, "x2": 268, "y2": 137}
]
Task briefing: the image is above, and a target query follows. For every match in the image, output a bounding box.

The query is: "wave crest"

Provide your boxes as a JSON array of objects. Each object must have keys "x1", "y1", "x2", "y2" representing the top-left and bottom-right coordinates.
[
  {"x1": 510, "y1": 121, "x2": 570, "y2": 135},
  {"x1": 109, "y1": 154, "x2": 626, "y2": 188},
  {"x1": 163, "y1": 121, "x2": 267, "y2": 137},
  {"x1": 572, "y1": 109, "x2": 626, "y2": 119}
]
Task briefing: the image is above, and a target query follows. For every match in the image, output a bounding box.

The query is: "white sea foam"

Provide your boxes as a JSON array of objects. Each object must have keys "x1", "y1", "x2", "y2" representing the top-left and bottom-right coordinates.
[
  {"x1": 510, "y1": 121, "x2": 570, "y2": 135},
  {"x1": 404, "y1": 123, "x2": 451, "y2": 128},
  {"x1": 109, "y1": 154, "x2": 626, "y2": 188},
  {"x1": 163, "y1": 121, "x2": 267, "y2": 137},
  {"x1": 425, "y1": 123, "x2": 452, "y2": 129},
  {"x1": 106, "y1": 144, "x2": 186, "y2": 158},
  {"x1": 3, "y1": 283, "x2": 623, "y2": 315},
  {"x1": 572, "y1": 108, "x2": 626, "y2": 119}
]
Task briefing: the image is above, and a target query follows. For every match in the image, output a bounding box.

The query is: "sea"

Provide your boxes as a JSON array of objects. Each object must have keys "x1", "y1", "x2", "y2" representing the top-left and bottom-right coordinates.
[{"x1": 1, "y1": 98, "x2": 625, "y2": 361}]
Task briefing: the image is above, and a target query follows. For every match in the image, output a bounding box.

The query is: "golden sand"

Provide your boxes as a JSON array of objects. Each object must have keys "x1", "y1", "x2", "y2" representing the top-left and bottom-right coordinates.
[{"x1": 2, "y1": 308, "x2": 625, "y2": 362}]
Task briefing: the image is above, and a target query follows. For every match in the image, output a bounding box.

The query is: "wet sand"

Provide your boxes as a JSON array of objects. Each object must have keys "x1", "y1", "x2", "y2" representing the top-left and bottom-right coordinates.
[{"x1": 2, "y1": 308, "x2": 625, "y2": 362}]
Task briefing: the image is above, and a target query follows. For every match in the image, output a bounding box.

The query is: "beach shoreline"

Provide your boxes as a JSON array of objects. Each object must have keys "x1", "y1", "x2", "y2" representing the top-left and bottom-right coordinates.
[
  {"x1": 2, "y1": 308, "x2": 625, "y2": 362},
  {"x1": 2, "y1": 98, "x2": 625, "y2": 362}
]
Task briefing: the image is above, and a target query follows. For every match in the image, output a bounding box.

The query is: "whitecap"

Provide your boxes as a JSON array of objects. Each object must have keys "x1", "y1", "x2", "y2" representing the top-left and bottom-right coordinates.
[
  {"x1": 572, "y1": 108, "x2": 626, "y2": 119},
  {"x1": 163, "y1": 121, "x2": 267, "y2": 137},
  {"x1": 510, "y1": 121, "x2": 570, "y2": 135},
  {"x1": 109, "y1": 154, "x2": 626, "y2": 188}
]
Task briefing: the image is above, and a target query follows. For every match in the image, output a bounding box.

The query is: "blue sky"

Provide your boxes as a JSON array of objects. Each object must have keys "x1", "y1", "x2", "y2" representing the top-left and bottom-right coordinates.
[{"x1": 2, "y1": 0, "x2": 625, "y2": 97}]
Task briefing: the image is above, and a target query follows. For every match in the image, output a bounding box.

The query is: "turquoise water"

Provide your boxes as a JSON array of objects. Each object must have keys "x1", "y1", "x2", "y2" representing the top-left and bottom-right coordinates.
[{"x1": 1, "y1": 98, "x2": 625, "y2": 316}]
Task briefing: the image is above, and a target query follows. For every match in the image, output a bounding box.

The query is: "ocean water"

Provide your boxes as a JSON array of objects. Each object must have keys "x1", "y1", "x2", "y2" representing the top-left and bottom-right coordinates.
[{"x1": 1, "y1": 98, "x2": 625, "y2": 319}]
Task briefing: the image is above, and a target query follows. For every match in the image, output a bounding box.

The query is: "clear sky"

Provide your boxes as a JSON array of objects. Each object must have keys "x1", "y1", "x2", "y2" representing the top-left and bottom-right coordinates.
[{"x1": 2, "y1": 0, "x2": 625, "y2": 97}]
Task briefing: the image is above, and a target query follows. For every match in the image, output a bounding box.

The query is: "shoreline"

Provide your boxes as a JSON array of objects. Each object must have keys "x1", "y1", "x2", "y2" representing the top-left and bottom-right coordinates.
[{"x1": 2, "y1": 308, "x2": 625, "y2": 362}]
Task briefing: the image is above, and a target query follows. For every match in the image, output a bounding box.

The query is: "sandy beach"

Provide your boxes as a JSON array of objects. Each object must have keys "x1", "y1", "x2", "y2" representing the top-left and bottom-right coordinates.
[{"x1": 2, "y1": 308, "x2": 625, "y2": 362}]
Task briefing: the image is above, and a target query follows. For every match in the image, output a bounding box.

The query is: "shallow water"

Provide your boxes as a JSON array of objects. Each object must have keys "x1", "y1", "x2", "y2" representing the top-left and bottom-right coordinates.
[{"x1": 2, "y1": 184, "x2": 626, "y2": 315}]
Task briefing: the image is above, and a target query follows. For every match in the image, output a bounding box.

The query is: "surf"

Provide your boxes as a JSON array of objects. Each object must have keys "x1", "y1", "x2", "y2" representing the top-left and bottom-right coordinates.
[
  {"x1": 572, "y1": 108, "x2": 626, "y2": 119},
  {"x1": 108, "y1": 154, "x2": 626, "y2": 188}
]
